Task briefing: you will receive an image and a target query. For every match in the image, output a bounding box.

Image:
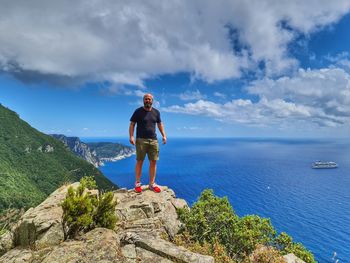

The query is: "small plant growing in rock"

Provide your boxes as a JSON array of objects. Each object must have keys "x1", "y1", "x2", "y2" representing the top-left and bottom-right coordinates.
[
  {"x1": 249, "y1": 245, "x2": 286, "y2": 263},
  {"x1": 80, "y1": 176, "x2": 97, "y2": 190},
  {"x1": 61, "y1": 176, "x2": 117, "y2": 239},
  {"x1": 93, "y1": 191, "x2": 117, "y2": 229},
  {"x1": 173, "y1": 232, "x2": 233, "y2": 263}
]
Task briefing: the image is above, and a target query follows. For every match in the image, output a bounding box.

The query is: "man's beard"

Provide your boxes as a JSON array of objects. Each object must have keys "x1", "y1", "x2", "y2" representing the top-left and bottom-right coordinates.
[{"x1": 144, "y1": 102, "x2": 152, "y2": 109}]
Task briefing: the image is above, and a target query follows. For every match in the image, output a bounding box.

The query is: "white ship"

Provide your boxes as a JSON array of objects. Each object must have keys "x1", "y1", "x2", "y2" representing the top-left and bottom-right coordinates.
[{"x1": 312, "y1": 161, "x2": 338, "y2": 169}]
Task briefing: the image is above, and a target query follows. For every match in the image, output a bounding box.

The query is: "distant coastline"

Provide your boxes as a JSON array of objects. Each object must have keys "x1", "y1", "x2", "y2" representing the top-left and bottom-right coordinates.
[
  {"x1": 50, "y1": 134, "x2": 135, "y2": 167},
  {"x1": 99, "y1": 152, "x2": 135, "y2": 166}
]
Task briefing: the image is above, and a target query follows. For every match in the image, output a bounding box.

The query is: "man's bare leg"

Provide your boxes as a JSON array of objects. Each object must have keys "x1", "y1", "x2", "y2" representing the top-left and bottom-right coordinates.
[
  {"x1": 135, "y1": 160, "x2": 144, "y2": 183},
  {"x1": 149, "y1": 160, "x2": 157, "y2": 185}
]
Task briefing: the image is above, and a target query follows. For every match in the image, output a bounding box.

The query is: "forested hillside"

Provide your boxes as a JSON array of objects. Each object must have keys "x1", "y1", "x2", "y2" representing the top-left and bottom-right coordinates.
[{"x1": 0, "y1": 104, "x2": 116, "y2": 212}]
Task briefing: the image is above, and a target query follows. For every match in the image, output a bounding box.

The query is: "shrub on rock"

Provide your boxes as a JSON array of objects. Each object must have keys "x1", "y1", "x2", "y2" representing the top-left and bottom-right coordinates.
[{"x1": 61, "y1": 176, "x2": 117, "y2": 239}]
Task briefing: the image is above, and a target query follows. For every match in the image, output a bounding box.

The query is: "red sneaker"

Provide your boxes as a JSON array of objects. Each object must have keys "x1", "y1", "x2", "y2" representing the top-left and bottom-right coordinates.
[
  {"x1": 149, "y1": 183, "x2": 161, "y2": 193},
  {"x1": 135, "y1": 182, "x2": 142, "y2": 193}
]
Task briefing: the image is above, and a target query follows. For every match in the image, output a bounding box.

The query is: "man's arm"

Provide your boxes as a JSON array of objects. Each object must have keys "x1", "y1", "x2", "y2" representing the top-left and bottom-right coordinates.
[
  {"x1": 129, "y1": 121, "x2": 136, "y2": 145},
  {"x1": 157, "y1": 122, "x2": 167, "y2": 144}
]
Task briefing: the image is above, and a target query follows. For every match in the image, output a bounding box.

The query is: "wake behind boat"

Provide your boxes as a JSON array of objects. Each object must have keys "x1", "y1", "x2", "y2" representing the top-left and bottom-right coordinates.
[{"x1": 312, "y1": 161, "x2": 338, "y2": 169}]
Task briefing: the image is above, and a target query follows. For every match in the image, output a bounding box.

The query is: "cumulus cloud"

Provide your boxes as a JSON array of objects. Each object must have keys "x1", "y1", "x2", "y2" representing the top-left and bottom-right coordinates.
[
  {"x1": 163, "y1": 67, "x2": 350, "y2": 128},
  {"x1": 248, "y1": 68, "x2": 350, "y2": 118},
  {"x1": 0, "y1": 0, "x2": 349, "y2": 87},
  {"x1": 178, "y1": 89, "x2": 206, "y2": 101}
]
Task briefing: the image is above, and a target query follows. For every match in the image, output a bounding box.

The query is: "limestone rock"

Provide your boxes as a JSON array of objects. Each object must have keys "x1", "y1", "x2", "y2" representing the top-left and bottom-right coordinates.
[
  {"x1": 0, "y1": 230, "x2": 14, "y2": 256},
  {"x1": 13, "y1": 183, "x2": 79, "y2": 248},
  {"x1": 0, "y1": 248, "x2": 33, "y2": 263},
  {"x1": 121, "y1": 232, "x2": 214, "y2": 263},
  {"x1": 136, "y1": 247, "x2": 173, "y2": 263},
  {"x1": 115, "y1": 186, "x2": 183, "y2": 240},
  {"x1": 45, "y1": 145, "x2": 54, "y2": 153},
  {"x1": 171, "y1": 198, "x2": 188, "y2": 210},
  {"x1": 283, "y1": 253, "x2": 306, "y2": 263},
  {"x1": 41, "y1": 228, "x2": 122, "y2": 263}
]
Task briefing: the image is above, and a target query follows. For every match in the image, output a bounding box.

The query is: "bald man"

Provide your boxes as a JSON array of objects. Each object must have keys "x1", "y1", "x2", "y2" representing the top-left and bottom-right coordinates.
[{"x1": 129, "y1": 93, "x2": 167, "y2": 193}]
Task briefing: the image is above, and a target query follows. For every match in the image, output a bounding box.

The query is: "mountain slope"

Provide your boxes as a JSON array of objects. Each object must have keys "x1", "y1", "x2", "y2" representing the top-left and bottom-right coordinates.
[{"x1": 0, "y1": 104, "x2": 117, "y2": 212}]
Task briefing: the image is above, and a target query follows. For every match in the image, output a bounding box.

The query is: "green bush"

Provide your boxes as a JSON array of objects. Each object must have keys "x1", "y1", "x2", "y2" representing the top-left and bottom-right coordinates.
[
  {"x1": 80, "y1": 176, "x2": 97, "y2": 190},
  {"x1": 61, "y1": 177, "x2": 117, "y2": 239},
  {"x1": 93, "y1": 191, "x2": 117, "y2": 229},
  {"x1": 178, "y1": 189, "x2": 316, "y2": 263},
  {"x1": 274, "y1": 232, "x2": 316, "y2": 263},
  {"x1": 178, "y1": 189, "x2": 238, "y2": 246},
  {"x1": 230, "y1": 215, "x2": 276, "y2": 258}
]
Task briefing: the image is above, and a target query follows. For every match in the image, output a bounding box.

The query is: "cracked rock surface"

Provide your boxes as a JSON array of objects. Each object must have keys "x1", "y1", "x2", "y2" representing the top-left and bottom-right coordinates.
[{"x1": 0, "y1": 183, "x2": 215, "y2": 263}]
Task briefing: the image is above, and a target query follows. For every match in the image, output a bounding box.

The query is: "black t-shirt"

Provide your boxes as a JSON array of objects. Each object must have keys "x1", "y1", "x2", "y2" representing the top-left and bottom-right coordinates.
[{"x1": 130, "y1": 107, "x2": 161, "y2": 139}]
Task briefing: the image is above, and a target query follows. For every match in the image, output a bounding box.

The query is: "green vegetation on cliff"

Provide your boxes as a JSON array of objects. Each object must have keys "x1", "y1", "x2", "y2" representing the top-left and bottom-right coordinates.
[
  {"x1": 0, "y1": 104, "x2": 116, "y2": 213},
  {"x1": 177, "y1": 189, "x2": 316, "y2": 263}
]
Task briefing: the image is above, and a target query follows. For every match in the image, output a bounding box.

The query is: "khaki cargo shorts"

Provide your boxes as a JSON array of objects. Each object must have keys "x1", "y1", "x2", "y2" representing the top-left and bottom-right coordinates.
[{"x1": 136, "y1": 138, "x2": 159, "y2": 161}]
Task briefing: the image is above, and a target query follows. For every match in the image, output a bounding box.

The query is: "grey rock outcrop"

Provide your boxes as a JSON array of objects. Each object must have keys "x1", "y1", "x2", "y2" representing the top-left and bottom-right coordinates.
[
  {"x1": 283, "y1": 253, "x2": 306, "y2": 263},
  {"x1": 0, "y1": 183, "x2": 213, "y2": 263},
  {"x1": 13, "y1": 182, "x2": 79, "y2": 249},
  {"x1": 0, "y1": 231, "x2": 14, "y2": 256},
  {"x1": 121, "y1": 232, "x2": 213, "y2": 263},
  {"x1": 0, "y1": 183, "x2": 306, "y2": 263},
  {"x1": 114, "y1": 186, "x2": 188, "y2": 240}
]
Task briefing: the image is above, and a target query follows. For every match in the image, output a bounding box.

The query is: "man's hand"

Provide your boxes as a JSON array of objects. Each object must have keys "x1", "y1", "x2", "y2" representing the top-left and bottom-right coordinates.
[
  {"x1": 130, "y1": 136, "x2": 135, "y2": 145},
  {"x1": 162, "y1": 136, "x2": 167, "y2": 144}
]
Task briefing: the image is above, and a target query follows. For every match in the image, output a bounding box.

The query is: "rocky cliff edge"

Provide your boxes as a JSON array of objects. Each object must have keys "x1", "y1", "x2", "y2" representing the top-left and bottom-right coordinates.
[
  {"x1": 0, "y1": 183, "x2": 214, "y2": 263},
  {"x1": 0, "y1": 184, "x2": 304, "y2": 263}
]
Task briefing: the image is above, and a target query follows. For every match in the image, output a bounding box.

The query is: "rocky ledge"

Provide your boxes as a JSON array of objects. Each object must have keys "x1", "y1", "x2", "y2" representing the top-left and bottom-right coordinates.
[
  {"x1": 0, "y1": 184, "x2": 213, "y2": 263},
  {"x1": 0, "y1": 184, "x2": 305, "y2": 263}
]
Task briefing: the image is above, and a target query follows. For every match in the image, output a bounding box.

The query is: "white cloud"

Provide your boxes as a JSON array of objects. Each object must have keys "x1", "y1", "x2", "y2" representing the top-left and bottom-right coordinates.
[
  {"x1": 0, "y1": 1, "x2": 349, "y2": 86},
  {"x1": 324, "y1": 52, "x2": 350, "y2": 73},
  {"x1": 163, "y1": 67, "x2": 350, "y2": 129},
  {"x1": 248, "y1": 67, "x2": 350, "y2": 117},
  {"x1": 100, "y1": 84, "x2": 145, "y2": 97},
  {"x1": 214, "y1": 92, "x2": 226, "y2": 99},
  {"x1": 177, "y1": 126, "x2": 202, "y2": 130},
  {"x1": 179, "y1": 89, "x2": 206, "y2": 101}
]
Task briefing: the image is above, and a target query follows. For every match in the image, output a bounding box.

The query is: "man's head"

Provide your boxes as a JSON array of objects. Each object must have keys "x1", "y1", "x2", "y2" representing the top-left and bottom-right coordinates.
[{"x1": 143, "y1": 93, "x2": 153, "y2": 109}]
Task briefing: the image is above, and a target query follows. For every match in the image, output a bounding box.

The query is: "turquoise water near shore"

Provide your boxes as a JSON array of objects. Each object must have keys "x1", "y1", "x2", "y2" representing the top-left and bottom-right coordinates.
[{"x1": 84, "y1": 137, "x2": 350, "y2": 262}]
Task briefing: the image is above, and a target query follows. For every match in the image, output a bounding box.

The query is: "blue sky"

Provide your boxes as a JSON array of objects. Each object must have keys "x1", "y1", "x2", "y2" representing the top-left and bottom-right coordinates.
[{"x1": 1, "y1": 1, "x2": 350, "y2": 138}]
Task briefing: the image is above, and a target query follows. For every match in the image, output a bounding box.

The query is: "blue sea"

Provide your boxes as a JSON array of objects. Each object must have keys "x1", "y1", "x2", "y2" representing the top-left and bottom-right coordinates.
[{"x1": 84, "y1": 137, "x2": 350, "y2": 262}]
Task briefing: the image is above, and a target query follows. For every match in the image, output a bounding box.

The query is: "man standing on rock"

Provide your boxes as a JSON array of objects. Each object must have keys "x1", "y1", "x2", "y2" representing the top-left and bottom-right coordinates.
[{"x1": 129, "y1": 93, "x2": 167, "y2": 193}]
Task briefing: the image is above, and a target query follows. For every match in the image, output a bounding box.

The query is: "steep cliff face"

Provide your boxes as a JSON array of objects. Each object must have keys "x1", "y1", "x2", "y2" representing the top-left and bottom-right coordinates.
[
  {"x1": 51, "y1": 134, "x2": 101, "y2": 167},
  {"x1": 51, "y1": 135, "x2": 135, "y2": 167}
]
